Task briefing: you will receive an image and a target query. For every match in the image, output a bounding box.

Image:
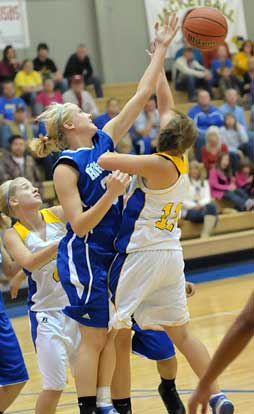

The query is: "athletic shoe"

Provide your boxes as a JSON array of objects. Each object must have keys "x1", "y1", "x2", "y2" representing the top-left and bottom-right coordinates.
[
  {"x1": 97, "y1": 406, "x2": 120, "y2": 414},
  {"x1": 158, "y1": 383, "x2": 186, "y2": 414},
  {"x1": 209, "y1": 393, "x2": 234, "y2": 414}
]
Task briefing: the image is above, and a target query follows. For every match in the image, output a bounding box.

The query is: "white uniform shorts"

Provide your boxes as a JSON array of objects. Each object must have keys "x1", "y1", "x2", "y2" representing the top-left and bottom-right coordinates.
[
  {"x1": 109, "y1": 250, "x2": 189, "y2": 330},
  {"x1": 29, "y1": 310, "x2": 80, "y2": 390}
]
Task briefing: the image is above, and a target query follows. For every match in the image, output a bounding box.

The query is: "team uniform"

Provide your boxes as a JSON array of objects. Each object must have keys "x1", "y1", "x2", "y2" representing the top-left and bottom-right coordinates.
[
  {"x1": 109, "y1": 153, "x2": 190, "y2": 330},
  {"x1": 13, "y1": 208, "x2": 80, "y2": 390},
  {"x1": 0, "y1": 252, "x2": 28, "y2": 387},
  {"x1": 55, "y1": 129, "x2": 122, "y2": 328}
]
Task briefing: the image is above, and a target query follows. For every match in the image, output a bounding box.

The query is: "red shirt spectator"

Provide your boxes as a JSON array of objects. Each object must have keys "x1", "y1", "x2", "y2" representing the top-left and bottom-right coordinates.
[
  {"x1": 0, "y1": 45, "x2": 20, "y2": 82},
  {"x1": 201, "y1": 126, "x2": 228, "y2": 171},
  {"x1": 202, "y1": 41, "x2": 230, "y2": 69},
  {"x1": 35, "y1": 78, "x2": 62, "y2": 114}
]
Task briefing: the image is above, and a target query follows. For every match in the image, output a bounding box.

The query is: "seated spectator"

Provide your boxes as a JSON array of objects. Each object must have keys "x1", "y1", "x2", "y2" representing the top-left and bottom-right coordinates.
[
  {"x1": 33, "y1": 43, "x2": 67, "y2": 93},
  {"x1": 219, "y1": 113, "x2": 251, "y2": 171},
  {"x1": 35, "y1": 77, "x2": 63, "y2": 115},
  {"x1": 247, "y1": 104, "x2": 254, "y2": 140},
  {"x1": 130, "y1": 96, "x2": 160, "y2": 154},
  {"x1": 174, "y1": 47, "x2": 212, "y2": 101},
  {"x1": 233, "y1": 39, "x2": 254, "y2": 79},
  {"x1": 63, "y1": 75, "x2": 98, "y2": 119},
  {"x1": 242, "y1": 57, "x2": 254, "y2": 108},
  {"x1": 235, "y1": 157, "x2": 254, "y2": 197},
  {"x1": 209, "y1": 152, "x2": 254, "y2": 211},
  {"x1": 2, "y1": 103, "x2": 35, "y2": 148},
  {"x1": 220, "y1": 89, "x2": 247, "y2": 130},
  {"x1": 211, "y1": 45, "x2": 239, "y2": 98},
  {"x1": 64, "y1": 43, "x2": 103, "y2": 97},
  {"x1": 14, "y1": 59, "x2": 42, "y2": 115},
  {"x1": 0, "y1": 134, "x2": 42, "y2": 184},
  {"x1": 202, "y1": 41, "x2": 230, "y2": 69},
  {"x1": 201, "y1": 126, "x2": 228, "y2": 172},
  {"x1": 175, "y1": 38, "x2": 203, "y2": 64},
  {"x1": 94, "y1": 98, "x2": 120, "y2": 129},
  {"x1": 182, "y1": 160, "x2": 218, "y2": 238},
  {"x1": 0, "y1": 45, "x2": 20, "y2": 83},
  {"x1": 188, "y1": 90, "x2": 224, "y2": 159},
  {"x1": 0, "y1": 80, "x2": 27, "y2": 122},
  {"x1": 116, "y1": 133, "x2": 134, "y2": 154}
]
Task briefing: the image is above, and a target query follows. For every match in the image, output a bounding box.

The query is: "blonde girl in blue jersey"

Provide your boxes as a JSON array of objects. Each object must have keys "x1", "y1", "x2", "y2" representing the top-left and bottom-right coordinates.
[
  {"x1": 0, "y1": 177, "x2": 80, "y2": 414},
  {"x1": 0, "y1": 237, "x2": 28, "y2": 413},
  {"x1": 30, "y1": 15, "x2": 179, "y2": 414},
  {"x1": 98, "y1": 30, "x2": 234, "y2": 414}
]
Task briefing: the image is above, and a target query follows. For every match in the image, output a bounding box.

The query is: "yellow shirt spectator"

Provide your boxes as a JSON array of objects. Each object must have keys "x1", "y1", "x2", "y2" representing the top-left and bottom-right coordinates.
[
  {"x1": 14, "y1": 59, "x2": 42, "y2": 96},
  {"x1": 233, "y1": 40, "x2": 254, "y2": 78}
]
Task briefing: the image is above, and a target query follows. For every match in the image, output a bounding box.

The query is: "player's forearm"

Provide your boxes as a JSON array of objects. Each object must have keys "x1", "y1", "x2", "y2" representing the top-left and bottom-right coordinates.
[
  {"x1": 199, "y1": 292, "x2": 254, "y2": 386},
  {"x1": 22, "y1": 243, "x2": 58, "y2": 272},
  {"x1": 71, "y1": 191, "x2": 117, "y2": 238},
  {"x1": 156, "y1": 69, "x2": 174, "y2": 114}
]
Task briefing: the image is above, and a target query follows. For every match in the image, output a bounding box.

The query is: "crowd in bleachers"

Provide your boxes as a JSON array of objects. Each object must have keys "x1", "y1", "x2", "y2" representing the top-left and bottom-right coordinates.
[{"x1": 0, "y1": 39, "x2": 254, "y2": 239}]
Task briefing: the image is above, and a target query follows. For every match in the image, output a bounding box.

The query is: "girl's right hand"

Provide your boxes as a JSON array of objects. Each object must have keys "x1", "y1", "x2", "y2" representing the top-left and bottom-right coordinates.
[
  {"x1": 106, "y1": 170, "x2": 131, "y2": 197},
  {"x1": 155, "y1": 13, "x2": 179, "y2": 48}
]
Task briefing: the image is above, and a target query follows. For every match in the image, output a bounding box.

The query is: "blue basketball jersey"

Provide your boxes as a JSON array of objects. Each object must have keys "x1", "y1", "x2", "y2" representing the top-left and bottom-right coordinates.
[
  {"x1": 55, "y1": 129, "x2": 122, "y2": 251},
  {"x1": 0, "y1": 252, "x2": 3, "y2": 313}
]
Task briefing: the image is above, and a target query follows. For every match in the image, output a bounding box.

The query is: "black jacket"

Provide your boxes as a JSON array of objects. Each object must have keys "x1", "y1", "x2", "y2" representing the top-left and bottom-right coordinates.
[{"x1": 63, "y1": 54, "x2": 93, "y2": 80}]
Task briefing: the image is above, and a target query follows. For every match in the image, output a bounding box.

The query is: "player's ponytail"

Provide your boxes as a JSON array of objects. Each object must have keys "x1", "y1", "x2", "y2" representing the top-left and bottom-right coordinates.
[
  {"x1": 29, "y1": 102, "x2": 76, "y2": 158},
  {"x1": 0, "y1": 180, "x2": 14, "y2": 229}
]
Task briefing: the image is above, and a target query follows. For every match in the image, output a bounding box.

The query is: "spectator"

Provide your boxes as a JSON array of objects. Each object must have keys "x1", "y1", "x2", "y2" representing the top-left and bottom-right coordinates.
[
  {"x1": 130, "y1": 96, "x2": 160, "y2": 154},
  {"x1": 64, "y1": 43, "x2": 103, "y2": 97},
  {"x1": 248, "y1": 104, "x2": 254, "y2": 140},
  {"x1": 0, "y1": 45, "x2": 20, "y2": 83},
  {"x1": 0, "y1": 80, "x2": 27, "y2": 122},
  {"x1": 174, "y1": 47, "x2": 212, "y2": 101},
  {"x1": 201, "y1": 41, "x2": 230, "y2": 69},
  {"x1": 242, "y1": 57, "x2": 254, "y2": 108},
  {"x1": 175, "y1": 39, "x2": 203, "y2": 65},
  {"x1": 209, "y1": 152, "x2": 253, "y2": 211},
  {"x1": 220, "y1": 89, "x2": 247, "y2": 129},
  {"x1": 33, "y1": 43, "x2": 67, "y2": 92},
  {"x1": 63, "y1": 75, "x2": 98, "y2": 119},
  {"x1": 116, "y1": 133, "x2": 134, "y2": 154},
  {"x1": 211, "y1": 45, "x2": 239, "y2": 98},
  {"x1": 0, "y1": 134, "x2": 42, "y2": 184},
  {"x1": 235, "y1": 157, "x2": 254, "y2": 196},
  {"x1": 35, "y1": 77, "x2": 63, "y2": 115},
  {"x1": 14, "y1": 59, "x2": 42, "y2": 114},
  {"x1": 233, "y1": 39, "x2": 254, "y2": 79},
  {"x1": 182, "y1": 160, "x2": 218, "y2": 238},
  {"x1": 94, "y1": 98, "x2": 120, "y2": 129},
  {"x1": 188, "y1": 90, "x2": 224, "y2": 159},
  {"x1": 2, "y1": 103, "x2": 35, "y2": 148},
  {"x1": 219, "y1": 113, "x2": 251, "y2": 171},
  {"x1": 201, "y1": 126, "x2": 228, "y2": 172}
]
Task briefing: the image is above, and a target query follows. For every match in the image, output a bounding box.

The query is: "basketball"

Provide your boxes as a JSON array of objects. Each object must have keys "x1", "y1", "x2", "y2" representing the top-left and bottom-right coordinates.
[{"x1": 182, "y1": 7, "x2": 228, "y2": 50}]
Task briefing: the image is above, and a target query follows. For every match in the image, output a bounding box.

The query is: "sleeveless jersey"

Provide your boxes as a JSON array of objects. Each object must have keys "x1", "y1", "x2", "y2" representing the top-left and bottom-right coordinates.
[
  {"x1": 116, "y1": 153, "x2": 189, "y2": 253},
  {"x1": 55, "y1": 129, "x2": 122, "y2": 252},
  {"x1": 0, "y1": 251, "x2": 3, "y2": 313},
  {"x1": 13, "y1": 209, "x2": 68, "y2": 312}
]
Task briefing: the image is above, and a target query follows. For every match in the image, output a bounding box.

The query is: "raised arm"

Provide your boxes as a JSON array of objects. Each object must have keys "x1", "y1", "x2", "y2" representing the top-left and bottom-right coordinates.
[
  {"x1": 189, "y1": 291, "x2": 254, "y2": 414},
  {"x1": 156, "y1": 66, "x2": 176, "y2": 129},
  {"x1": 103, "y1": 14, "x2": 179, "y2": 145}
]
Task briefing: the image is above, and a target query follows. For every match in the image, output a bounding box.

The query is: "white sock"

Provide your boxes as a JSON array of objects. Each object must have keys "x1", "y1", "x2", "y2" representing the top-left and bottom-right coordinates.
[{"x1": 97, "y1": 386, "x2": 112, "y2": 407}]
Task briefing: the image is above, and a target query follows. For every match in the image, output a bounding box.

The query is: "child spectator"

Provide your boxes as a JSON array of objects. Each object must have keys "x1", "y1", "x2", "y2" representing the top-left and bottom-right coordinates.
[
  {"x1": 201, "y1": 126, "x2": 228, "y2": 172},
  {"x1": 182, "y1": 160, "x2": 218, "y2": 238},
  {"x1": 94, "y1": 98, "x2": 120, "y2": 129},
  {"x1": 116, "y1": 133, "x2": 134, "y2": 154},
  {"x1": 35, "y1": 77, "x2": 63, "y2": 115},
  {"x1": 233, "y1": 39, "x2": 254, "y2": 79},
  {"x1": 235, "y1": 157, "x2": 254, "y2": 196},
  {"x1": 14, "y1": 60, "x2": 42, "y2": 114},
  {"x1": 211, "y1": 45, "x2": 239, "y2": 98},
  {"x1": 0, "y1": 45, "x2": 20, "y2": 83},
  {"x1": 242, "y1": 57, "x2": 254, "y2": 108},
  {"x1": 209, "y1": 152, "x2": 253, "y2": 211}
]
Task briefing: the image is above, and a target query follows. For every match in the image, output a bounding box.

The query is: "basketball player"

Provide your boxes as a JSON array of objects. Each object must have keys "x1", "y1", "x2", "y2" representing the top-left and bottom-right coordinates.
[
  {"x1": 0, "y1": 238, "x2": 28, "y2": 412},
  {"x1": 1, "y1": 177, "x2": 80, "y2": 414},
  {"x1": 30, "y1": 15, "x2": 179, "y2": 414},
  {"x1": 189, "y1": 290, "x2": 254, "y2": 413},
  {"x1": 112, "y1": 282, "x2": 195, "y2": 414},
  {"x1": 98, "y1": 36, "x2": 234, "y2": 414}
]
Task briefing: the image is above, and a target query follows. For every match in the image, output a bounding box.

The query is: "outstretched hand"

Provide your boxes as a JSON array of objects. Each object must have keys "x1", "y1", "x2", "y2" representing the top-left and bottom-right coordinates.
[
  {"x1": 188, "y1": 382, "x2": 212, "y2": 414},
  {"x1": 155, "y1": 12, "x2": 179, "y2": 48}
]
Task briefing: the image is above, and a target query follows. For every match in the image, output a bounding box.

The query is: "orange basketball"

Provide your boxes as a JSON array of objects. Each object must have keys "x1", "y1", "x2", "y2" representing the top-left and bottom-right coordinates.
[{"x1": 182, "y1": 7, "x2": 228, "y2": 51}]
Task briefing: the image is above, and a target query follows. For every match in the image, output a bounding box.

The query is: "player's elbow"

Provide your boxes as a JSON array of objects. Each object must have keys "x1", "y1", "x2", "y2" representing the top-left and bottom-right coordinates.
[
  {"x1": 22, "y1": 258, "x2": 37, "y2": 273},
  {"x1": 98, "y1": 153, "x2": 113, "y2": 170},
  {"x1": 71, "y1": 220, "x2": 88, "y2": 238}
]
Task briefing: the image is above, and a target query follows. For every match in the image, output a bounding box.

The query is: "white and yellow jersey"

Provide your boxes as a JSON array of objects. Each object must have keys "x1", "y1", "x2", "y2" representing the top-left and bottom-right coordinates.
[
  {"x1": 115, "y1": 153, "x2": 189, "y2": 253},
  {"x1": 13, "y1": 208, "x2": 68, "y2": 312}
]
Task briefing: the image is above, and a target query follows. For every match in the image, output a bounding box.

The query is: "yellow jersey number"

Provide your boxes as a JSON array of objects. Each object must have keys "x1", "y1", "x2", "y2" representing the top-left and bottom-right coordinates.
[
  {"x1": 155, "y1": 202, "x2": 182, "y2": 232},
  {"x1": 52, "y1": 267, "x2": 60, "y2": 282}
]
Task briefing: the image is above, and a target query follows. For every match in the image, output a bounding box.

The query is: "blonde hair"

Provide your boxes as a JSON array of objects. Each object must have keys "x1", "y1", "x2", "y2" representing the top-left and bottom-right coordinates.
[
  {"x1": 189, "y1": 160, "x2": 207, "y2": 183},
  {"x1": 29, "y1": 102, "x2": 77, "y2": 158},
  {"x1": 205, "y1": 126, "x2": 221, "y2": 150},
  {"x1": 0, "y1": 177, "x2": 27, "y2": 229}
]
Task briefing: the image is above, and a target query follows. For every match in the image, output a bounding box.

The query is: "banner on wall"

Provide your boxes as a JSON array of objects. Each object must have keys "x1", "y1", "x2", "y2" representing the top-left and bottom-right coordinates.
[
  {"x1": 0, "y1": 0, "x2": 30, "y2": 49},
  {"x1": 144, "y1": 0, "x2": 247, "y2": 57}
]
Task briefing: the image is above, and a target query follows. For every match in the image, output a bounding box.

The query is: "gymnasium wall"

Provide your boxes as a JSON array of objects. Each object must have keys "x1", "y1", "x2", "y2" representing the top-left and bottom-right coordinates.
[{"x1": 15, "y1": 0, "x2": 254, "y2": 83}]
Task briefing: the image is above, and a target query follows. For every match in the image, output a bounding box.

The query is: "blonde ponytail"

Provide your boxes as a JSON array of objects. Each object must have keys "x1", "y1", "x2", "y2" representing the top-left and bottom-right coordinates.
[
  {"x1": 29, "y1": 102, "x2": 77, "y2": 158},
  {"x1": 0, "y1": 180, "x2": 13, "y2": 229}
]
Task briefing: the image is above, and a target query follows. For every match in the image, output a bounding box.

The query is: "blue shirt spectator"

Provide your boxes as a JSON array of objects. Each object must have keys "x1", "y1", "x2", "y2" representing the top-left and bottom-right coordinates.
[
  {"x1": 94, "y1": 98, "x2": 120, "y2": 129},
  {"x1": 188, "y1": 90, "x2": 224, "y2": 132},
  {"x1": 0, "y1": 80, "x2": 26, "y2": 121},
  {"x1": 211, "y1": 58, "x2": 232, "y2": 82},
  {"x1": 220, "y1": 89, "x2": 246, "y2": 129}
]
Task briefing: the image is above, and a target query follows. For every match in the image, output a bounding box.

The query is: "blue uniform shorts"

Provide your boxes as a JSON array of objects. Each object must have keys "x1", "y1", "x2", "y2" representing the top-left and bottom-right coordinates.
[{"x1": 0, "y1": 311, "x2": 28, "y2": 386}]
